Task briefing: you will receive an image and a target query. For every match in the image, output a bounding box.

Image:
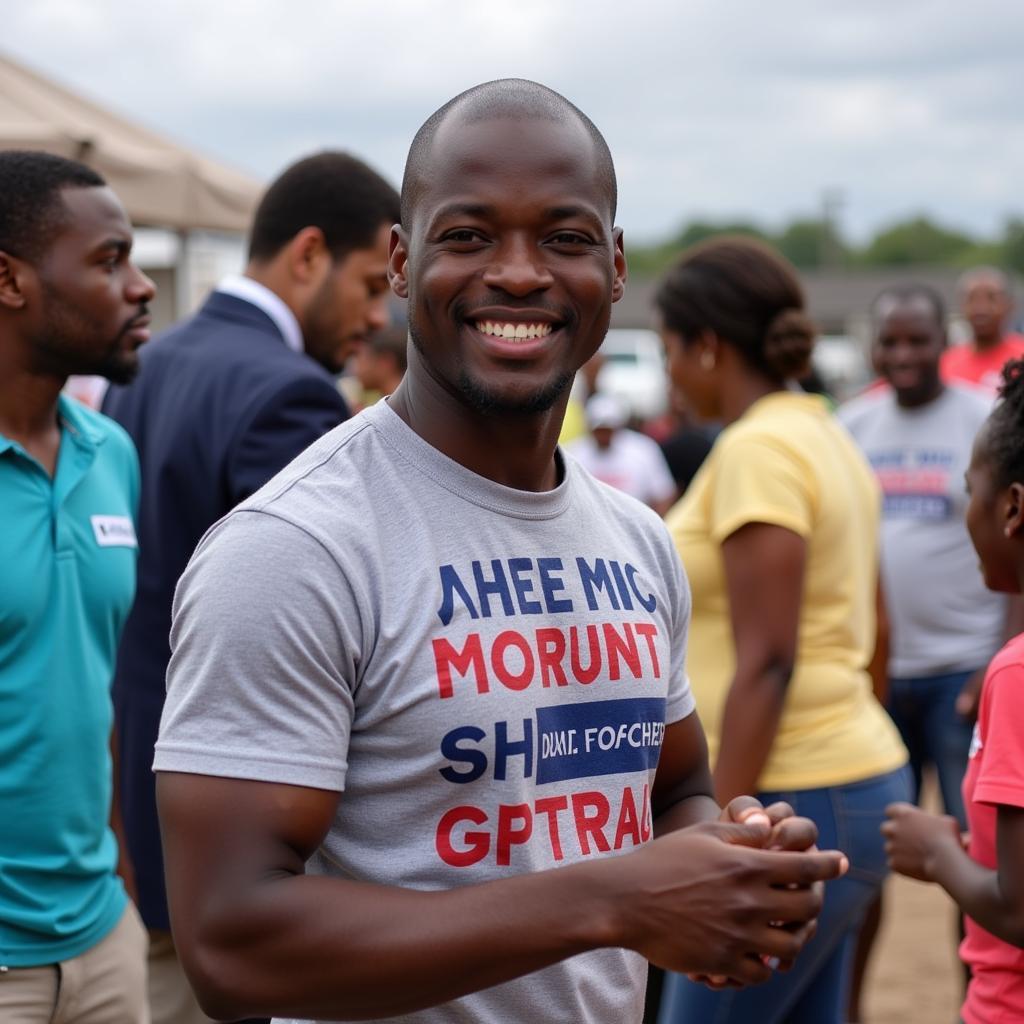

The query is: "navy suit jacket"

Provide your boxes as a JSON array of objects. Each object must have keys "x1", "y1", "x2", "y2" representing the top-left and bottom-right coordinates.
[{"x1": 102, "y1": 290, "x2": 350, "y2": 929}]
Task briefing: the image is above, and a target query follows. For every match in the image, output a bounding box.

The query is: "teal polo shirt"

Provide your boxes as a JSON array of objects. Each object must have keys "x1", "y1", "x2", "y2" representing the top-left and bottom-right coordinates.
[{"x1": 0, "y1": 395, "x2": 139, "y2": 967}]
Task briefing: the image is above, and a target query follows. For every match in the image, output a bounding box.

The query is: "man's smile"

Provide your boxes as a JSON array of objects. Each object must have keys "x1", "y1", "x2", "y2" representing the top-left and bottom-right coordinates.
[{"x1": 474, "y1": 320, "x2": 555, "y2": 340}]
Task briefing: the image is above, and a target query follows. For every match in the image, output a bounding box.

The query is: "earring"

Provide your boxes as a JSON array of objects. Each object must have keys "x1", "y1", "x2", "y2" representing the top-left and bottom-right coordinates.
[{"x1": 700, "y1": 349, "x2": 715, "y2": 371}]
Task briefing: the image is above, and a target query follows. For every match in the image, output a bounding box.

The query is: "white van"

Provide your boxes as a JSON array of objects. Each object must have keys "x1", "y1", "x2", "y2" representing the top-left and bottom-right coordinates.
[{"x1": 595, "y1": 329, "x2": 669, "y2": 420}]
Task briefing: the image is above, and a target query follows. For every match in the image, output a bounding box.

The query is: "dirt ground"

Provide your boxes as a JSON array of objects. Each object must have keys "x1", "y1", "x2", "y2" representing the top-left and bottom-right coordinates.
[
  {"x1": 863, "y1": 775, "x2": 964, "y2": 1024},
  {"x1": 862, "y1": 872, "x2": 963, "y2": 1024}
]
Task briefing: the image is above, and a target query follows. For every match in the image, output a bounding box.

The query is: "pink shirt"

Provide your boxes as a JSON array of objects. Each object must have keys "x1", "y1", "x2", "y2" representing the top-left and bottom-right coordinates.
[
  {"x1": 942, "y1": 333, "x2": 1024, "y2": 393},
  {"x1": 961, "y1": 632, "x2": 1024, "y2": 1024}
]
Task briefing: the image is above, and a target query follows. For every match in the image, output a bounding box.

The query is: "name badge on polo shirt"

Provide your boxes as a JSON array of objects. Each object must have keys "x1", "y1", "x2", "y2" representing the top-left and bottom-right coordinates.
[{"x1": 91, "y1": 515, "x2": 138, "y2": 548}]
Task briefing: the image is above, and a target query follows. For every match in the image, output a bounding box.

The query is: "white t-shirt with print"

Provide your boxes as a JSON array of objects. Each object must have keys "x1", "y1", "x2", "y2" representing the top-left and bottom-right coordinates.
[{"x1": 156, "y1": 399, "x2": 694, "y2": 1024}]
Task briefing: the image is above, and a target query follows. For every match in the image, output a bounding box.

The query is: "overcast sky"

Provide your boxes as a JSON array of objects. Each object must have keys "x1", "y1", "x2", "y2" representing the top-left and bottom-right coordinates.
[{"x1": 5, "y1": 0, "x2": 1023, "y2": 245}]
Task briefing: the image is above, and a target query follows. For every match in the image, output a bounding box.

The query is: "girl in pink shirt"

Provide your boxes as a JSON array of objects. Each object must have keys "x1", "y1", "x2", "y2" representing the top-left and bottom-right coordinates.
[{"x1": 884, "y1": 357, "x2": 1024, "y2": 1024}]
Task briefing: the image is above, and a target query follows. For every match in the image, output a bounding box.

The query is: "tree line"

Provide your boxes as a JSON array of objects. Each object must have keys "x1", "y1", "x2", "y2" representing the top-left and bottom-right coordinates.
[{"x1": 628, "y1": 215, "x2": 1024, "y2": 277}]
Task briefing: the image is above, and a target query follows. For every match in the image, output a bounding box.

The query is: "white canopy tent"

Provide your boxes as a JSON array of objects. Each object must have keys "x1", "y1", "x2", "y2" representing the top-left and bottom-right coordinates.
[
  {"x1": 0, "y1": 51, "x2": 261, "y2": 233},
  {"x1": 0, "y1": 52, "x2": 261, "y2": 321}
]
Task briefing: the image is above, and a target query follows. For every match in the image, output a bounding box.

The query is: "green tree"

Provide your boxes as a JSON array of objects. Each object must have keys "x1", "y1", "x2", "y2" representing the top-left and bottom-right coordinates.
[
  {"x1": 952, "y1": 242, "x2": 1004, "y2": 269},
  {"x1": 671, "y1": 220, "x2": 768, "y2": 248},
  {"x1": 774, "y1": 219, "x2": 847, "y2": 269},
  {"x1": 860, "y1": 216, "x2": 976, "y2": 266},
  {"x1": 627, "y1": 220, "x2": 769, "y2": 277},
  {"x1": 1000, "y1": 218, "x2": 1024, "y2": 275}
]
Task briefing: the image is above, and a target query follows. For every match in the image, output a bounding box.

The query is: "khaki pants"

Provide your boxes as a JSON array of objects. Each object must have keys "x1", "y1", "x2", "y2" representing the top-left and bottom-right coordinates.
[
  {"x1": 146, "y1": 931, "x2": 214, "y2": 1024},
  {"x1": 0, "y1": 903, "x2": 149, "y2": 1024}
]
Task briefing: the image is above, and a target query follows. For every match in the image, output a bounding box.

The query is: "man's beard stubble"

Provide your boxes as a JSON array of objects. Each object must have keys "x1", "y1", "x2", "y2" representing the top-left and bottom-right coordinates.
[
  {"x1": 34, "y1": 287, "x2": 144, "y2": 385},
  {"x1": 408, "y1": 319, "x2": 574, "y2": 417}
]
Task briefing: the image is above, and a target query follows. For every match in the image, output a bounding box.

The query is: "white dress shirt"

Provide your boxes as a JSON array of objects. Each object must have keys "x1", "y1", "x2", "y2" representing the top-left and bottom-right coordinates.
[{"x1": 216, "y1": 274, "x2": 304, "y2": 353}]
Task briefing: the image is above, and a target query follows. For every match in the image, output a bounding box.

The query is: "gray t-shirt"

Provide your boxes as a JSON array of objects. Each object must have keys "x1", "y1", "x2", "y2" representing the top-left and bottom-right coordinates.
[
  {"x1": 155, "y1": 399, "x2": 694, "y2": 1024},
  {"x1": 839, "y1": 384, "x2": 1005, "y2": 677}
]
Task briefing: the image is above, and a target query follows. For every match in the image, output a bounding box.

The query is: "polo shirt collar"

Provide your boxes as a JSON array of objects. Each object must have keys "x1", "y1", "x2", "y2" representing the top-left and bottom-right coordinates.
[
  {"x1": 57, "y1": 393, "x2": 105, "y2": 448},
  {"x1": 0, "y1": 393, "x2": 104, "y2": 458}
]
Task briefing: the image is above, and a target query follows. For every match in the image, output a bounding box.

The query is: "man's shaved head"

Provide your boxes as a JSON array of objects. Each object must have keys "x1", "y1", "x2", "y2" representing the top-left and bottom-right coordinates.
[
  {"x1": 400, "y1": 79, "x2": 617, "y2": 230},
  {"x1": 958, "y1": 265, "x2": 1012, "y2": 300}
]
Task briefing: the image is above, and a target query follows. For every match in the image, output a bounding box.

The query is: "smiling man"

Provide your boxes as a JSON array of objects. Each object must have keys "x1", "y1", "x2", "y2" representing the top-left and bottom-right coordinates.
[
  {"x1": 0, "y1": 150, "x2": 154, "y2": 1022},
  {"x1": 154, "y1": 81, "x2": 846, "y2": 1024},
  {"x1": 943, "y1": 266, "x2": 1024, "y2": 392},
  {"x1": 840, "y1": 285, "x2": 1008, "y2": 828}
]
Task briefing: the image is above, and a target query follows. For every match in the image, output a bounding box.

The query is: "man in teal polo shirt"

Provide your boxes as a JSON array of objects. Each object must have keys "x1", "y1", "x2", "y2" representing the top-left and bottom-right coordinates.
[{"x1": 0, "y1": 150, "x2": 155, "y2": 1022}]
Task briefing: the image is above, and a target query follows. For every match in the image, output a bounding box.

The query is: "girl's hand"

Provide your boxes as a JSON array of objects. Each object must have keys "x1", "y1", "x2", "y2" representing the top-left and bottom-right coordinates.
[{"x1": 881, "y1": 802, "x2": 963, "y2": 882}]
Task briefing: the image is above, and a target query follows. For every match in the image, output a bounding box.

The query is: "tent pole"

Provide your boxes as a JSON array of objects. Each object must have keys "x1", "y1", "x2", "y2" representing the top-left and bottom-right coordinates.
[{"x1": 176, "y1": 228, "x2": 192, "y2": 320}]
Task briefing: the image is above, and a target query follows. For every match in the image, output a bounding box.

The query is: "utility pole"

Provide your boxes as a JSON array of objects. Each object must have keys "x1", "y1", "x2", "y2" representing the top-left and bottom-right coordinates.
[{"x1": 821, "y1": 188, "x2": 845, "y2": 269}]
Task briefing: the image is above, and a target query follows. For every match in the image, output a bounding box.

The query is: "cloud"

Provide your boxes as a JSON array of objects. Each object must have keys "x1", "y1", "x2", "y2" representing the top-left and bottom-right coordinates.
[{"x1": 5, "y1": 0, "x2": 1023, "y2": 244}]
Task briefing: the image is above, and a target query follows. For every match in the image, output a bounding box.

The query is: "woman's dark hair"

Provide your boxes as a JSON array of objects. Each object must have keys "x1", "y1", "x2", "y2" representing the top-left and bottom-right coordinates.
[
  {"x1": 987, "y1": 358, "x2": 1024, "y2": 488},
  {"x1": 655, "y1": 236, "x2": 817, "y2": 382}
]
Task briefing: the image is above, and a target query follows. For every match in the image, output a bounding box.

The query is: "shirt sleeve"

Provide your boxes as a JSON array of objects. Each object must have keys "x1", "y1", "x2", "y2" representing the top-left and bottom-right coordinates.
[
  {"x1": 154, "y1": 509, "x2": 363, "y2": 792},
  {"x1": 709, "y1": 433, "x2": 816, "y2": 544},
  {"x1": 974, "y1": 662, "x2": 1024, "y2": 810},
  {"x1": 661, "y1": 529, "x2": 696, "y2": 725}
]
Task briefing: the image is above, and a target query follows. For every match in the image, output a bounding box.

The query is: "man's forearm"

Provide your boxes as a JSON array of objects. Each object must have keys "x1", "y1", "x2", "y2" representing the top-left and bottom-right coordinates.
[
  {"x1": 654, "y1": 792, "x2": 720, "y2": 836},
  {"x1": 173, "y1": 822, "x2": 842, "y2": 1022},
  {"x1": 183, "y1": 859, "x2": 623, "y2": 1021}
]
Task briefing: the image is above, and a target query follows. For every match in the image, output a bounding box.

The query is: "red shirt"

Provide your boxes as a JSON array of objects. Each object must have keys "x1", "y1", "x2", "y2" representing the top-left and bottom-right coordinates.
[
  {"x1": 961, "y1": 632, "x2": 1024, "y2": 1024},
  {"x1": 942, "y1": 333, "x2": 1024, "y2": 393}
]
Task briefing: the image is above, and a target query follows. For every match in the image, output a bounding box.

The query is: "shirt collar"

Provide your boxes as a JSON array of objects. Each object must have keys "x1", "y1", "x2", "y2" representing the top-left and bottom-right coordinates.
[
  {"x1": 0, "y1": 393, "x2": 103, "y2": 459},
  {"x1": 57, "y1": 393, "x2": 105, "y2": 447},
  {"x1": 215, "y1": 275, "x2": 304, "y2": 354}
]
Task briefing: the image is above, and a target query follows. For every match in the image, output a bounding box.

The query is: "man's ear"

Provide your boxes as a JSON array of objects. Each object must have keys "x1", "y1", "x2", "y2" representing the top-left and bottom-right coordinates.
[
  {"x1": 1006, "y1": 482, "x2": 1024, "y2": 539},
  {"x1": 285, "y1": 227, "x2": 330, "y2": 285},
  {"x1": 611, "y1": 227, "x2": 626, "y2": 303},
  {"x1": 0, "y1": 251, "x2": 30, "y2": 311},
  {"x1": 388, "y1": 225, "x2": 409, "y2": 299}
]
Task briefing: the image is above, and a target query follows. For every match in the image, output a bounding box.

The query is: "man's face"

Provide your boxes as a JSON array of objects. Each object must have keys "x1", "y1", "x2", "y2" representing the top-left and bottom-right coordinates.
[
  {"x1": 391, "y1": 114, "x2": 625, "y2": 416},
  {"x1": 962, "y1": 273, "x2": 1012, "y2": 346},
  {"x1": 353, "y1": 345, "x2": 390, "y2": 393},
  {"x1": 26, "y1": 186, "x2": 154, "y2": 384},
  {"x1": 872, "y1": 297, "x2": 945, "y2": 407},
  {"x1": 660, "y1": 327, "x2": 719, "y2": 422},
  {"x1": 301, "y1": 222, "x2": 392, "y2": 374}
]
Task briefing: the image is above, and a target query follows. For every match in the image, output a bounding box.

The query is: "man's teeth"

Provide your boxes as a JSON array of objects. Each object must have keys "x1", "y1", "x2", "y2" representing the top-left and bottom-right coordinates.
[{"x1": 476, "y1": 321, "x2": 554, "y2": 340}]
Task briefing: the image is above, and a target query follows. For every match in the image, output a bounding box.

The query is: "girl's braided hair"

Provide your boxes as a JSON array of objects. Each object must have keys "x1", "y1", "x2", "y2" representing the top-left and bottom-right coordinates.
[{"x1": 988, "y1": 358, "x2": 1024, "y2": 489}]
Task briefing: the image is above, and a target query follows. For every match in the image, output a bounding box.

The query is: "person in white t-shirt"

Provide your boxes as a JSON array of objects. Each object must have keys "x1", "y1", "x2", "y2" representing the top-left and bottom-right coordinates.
[
  {"x1": 567, "y1": 393, "x2": 677, "y2": 515},
  {"x1": 840, "y1": 284, "x2": 1010, "y2": 824}
]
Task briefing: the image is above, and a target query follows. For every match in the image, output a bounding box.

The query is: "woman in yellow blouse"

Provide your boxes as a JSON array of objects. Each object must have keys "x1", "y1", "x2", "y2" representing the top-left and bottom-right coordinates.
[{"x1": 655, "y1": 238, "x2": 909, "y2": 1024}]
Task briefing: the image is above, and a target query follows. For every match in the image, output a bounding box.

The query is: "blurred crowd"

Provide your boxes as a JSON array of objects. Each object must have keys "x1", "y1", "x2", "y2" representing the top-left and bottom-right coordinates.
[{"x1": 5, "y1": 77, "x2": 1024, "y2": 1024}]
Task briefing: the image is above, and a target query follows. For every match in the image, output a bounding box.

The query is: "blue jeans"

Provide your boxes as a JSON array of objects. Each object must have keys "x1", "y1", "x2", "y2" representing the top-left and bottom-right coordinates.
[
  {"x1": 657, "y1": 766, "x2": 912, "y2": 1024},
  {"x1": 888, "y1": 669, "x2": 977, "y2": 829}
]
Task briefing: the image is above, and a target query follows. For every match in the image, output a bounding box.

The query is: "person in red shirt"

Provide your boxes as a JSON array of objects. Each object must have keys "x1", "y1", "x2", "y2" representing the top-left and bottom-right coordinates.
[
  {"x1": 883, "y1": 356, "x2": 1024, "y2": 1024},
  {"x1": 942, "y1": 267, "x2": 1024, "y2": 392}
]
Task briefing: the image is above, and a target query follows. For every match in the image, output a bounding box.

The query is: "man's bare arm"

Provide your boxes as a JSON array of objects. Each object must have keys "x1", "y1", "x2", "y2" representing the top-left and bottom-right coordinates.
[
  {"x1": 651, "y1": 711, "x2": 719, "y2": 833},
  {"x1": 158, "y1": 771, "x2": 845, "y2": 1022}
]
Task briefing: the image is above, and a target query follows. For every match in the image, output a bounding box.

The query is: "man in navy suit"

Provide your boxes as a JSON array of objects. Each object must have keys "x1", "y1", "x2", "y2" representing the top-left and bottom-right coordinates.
[{"x1": 102, "y1": 150, "x2": 400, "y2": 1024}]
